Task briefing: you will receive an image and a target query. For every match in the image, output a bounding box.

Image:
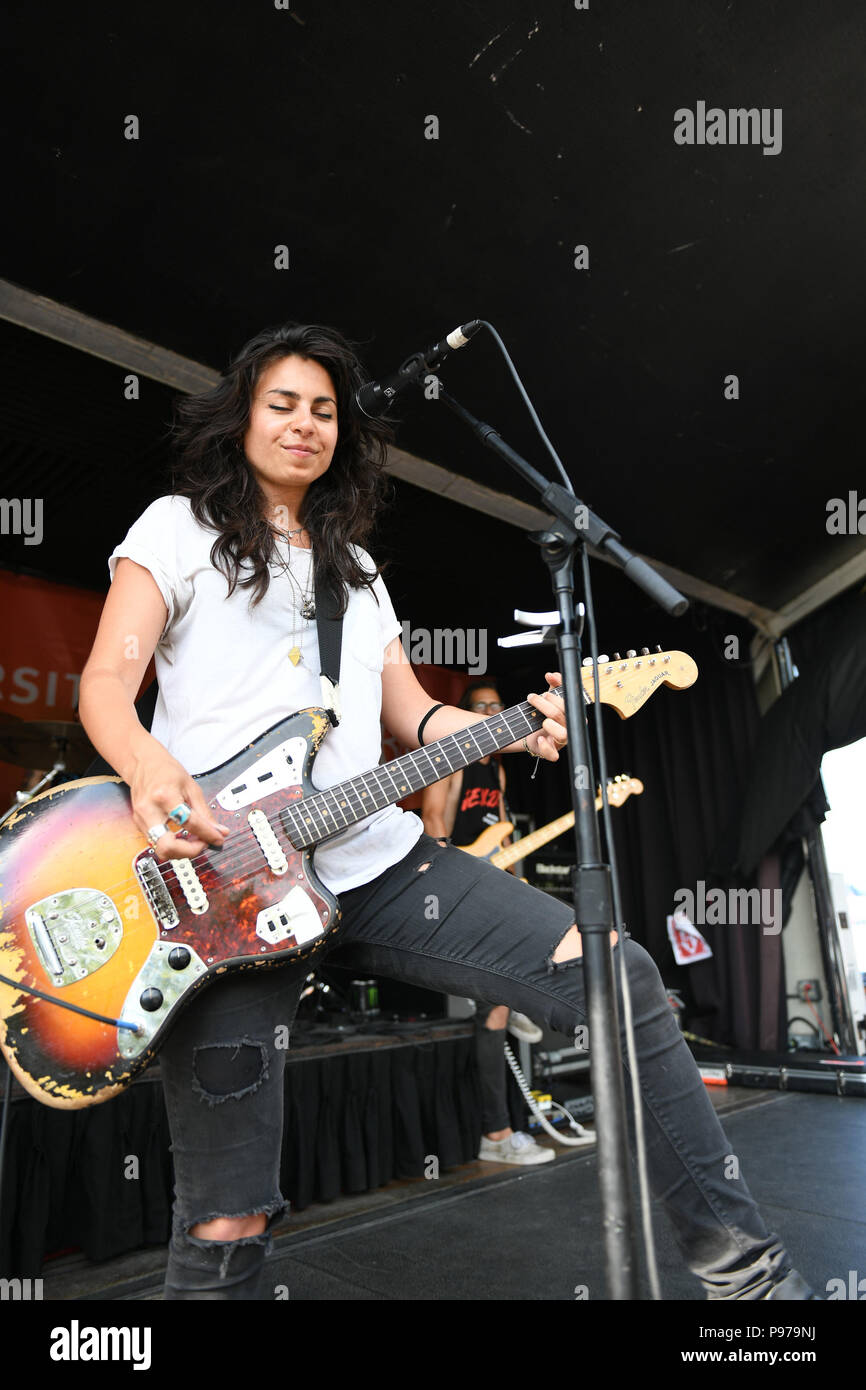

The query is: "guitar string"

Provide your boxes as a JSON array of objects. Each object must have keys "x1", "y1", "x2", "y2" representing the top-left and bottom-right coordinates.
[
  {"x1": 148, "y1": 700, "x2": 540, "y2": 888},
  {"x1": 0, "y1": 783, "x2": 641, "y2": 1032},
  {"x1": 6, "y1": 673, "x2": 648, "y2": 935},
  {"x1": 6, "y1": 670, "x2": 651, "y2": 933},
  {"x1": 8, "y1": 700, "x2": 547, "y2": 921},
  {"x1": 155, "y1": 689, "x2": 579, "y2": 881},
  {"x1": 0, "y1": 670, "x2": 657, "y2": 1028}
]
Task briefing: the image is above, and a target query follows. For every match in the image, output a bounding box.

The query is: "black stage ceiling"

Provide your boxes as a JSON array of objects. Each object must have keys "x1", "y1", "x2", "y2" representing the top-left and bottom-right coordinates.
[{"x1": 3, "y1": 0, "x2": 866, "y2": 629}]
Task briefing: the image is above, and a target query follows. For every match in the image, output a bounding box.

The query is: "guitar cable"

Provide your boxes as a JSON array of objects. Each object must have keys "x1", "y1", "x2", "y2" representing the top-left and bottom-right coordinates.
[
  {"x1": 0, "y1": 972, "x2": 140, "y2": 1032},
  {"x1": 503, "y1": 1041, "x2": 597, "y2": 1148}
]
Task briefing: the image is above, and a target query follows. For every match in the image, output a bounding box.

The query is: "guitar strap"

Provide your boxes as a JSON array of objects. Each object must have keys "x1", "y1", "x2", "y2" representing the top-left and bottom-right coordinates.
[{"x1": 314, "y1": 570, "x2": 343, "y2": 728}]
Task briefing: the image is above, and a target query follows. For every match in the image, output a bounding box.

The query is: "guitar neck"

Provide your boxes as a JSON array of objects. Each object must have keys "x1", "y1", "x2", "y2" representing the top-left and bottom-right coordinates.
[
  {"x1": 491, "y1": 779, "x2": 641, "y2": 870},
  {"x1": 281, "y1": 700, "x2": 557, "y2": 850},
  {"x1": 490, "y1": 807, "x2": 581, "y2": 871}
]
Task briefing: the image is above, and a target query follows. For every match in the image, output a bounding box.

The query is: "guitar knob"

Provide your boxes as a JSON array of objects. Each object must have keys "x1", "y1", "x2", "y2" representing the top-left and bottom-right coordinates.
[
  {"x1": 140, "y1": 988, "x2": 164, "y2": 1012},
  {"x1": 168, "y1": 947, "x2": 191, "y2": 971},
  {"x1": 626, "y1": 649, "x2": 637, "y2": 658}
]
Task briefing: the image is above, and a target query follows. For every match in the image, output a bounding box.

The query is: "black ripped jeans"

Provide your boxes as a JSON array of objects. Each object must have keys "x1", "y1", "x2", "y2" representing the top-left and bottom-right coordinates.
[{"x1": 159, "y1": 834, "x2": 812, "y2": 1300}]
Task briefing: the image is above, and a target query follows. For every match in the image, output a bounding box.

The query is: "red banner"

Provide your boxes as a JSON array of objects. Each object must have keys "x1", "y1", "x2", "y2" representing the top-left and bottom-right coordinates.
[
  {"x1": 0, "y1": 572, "x2": 474, "y2": 816},
  {"x1": 0, "y1": 571, "x2": 107, "y2": 809}
]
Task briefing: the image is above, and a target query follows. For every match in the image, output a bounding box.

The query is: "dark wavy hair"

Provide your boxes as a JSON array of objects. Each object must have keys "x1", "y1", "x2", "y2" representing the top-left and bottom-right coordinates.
[{"x1": 171, "y1": 322, "x2": 394, "y2": 611}]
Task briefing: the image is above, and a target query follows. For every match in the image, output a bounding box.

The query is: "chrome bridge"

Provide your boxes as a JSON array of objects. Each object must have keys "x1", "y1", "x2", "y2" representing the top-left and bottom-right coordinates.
[
  {"x1": 25, "y1": 889, "x2": 123, "y2": 986},
  {"x1": 135, "y1": 854, "x2": 180, "y2": 930}
]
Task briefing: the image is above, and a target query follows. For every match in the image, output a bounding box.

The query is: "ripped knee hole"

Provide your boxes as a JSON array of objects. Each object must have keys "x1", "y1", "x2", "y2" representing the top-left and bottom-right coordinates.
[
  {"x1": 192, "y1": 1039, "x2": 269, "y2": 1103},
  {"x1": 551, "y1": 925, "x2": 619, "y2": 964}
]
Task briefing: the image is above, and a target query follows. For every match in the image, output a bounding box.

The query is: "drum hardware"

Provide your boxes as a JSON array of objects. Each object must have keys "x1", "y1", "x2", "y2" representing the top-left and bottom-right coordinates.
[{"x1": 0, "y1": 716, "x2": 96, "y2": 828}]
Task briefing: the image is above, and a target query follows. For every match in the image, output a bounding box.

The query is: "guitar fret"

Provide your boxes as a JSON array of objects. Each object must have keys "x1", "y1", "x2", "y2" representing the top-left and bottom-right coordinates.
[
  {"x1": 415, "y1": 745, "x2": 446, "y2": 780},
  {"x1": 338, "y1": 777, "x2": 367, "y2": 822},
  {"x1": 325, "y1": 787, "x2": 351, "y2": 830},
  {"x1": 281, "y1": 802, "x2": 311, "y2": 850},
  {"x1": 300, "y1": 797, "x2": 331, "y2": 841},
  {"x1": 318, "y1": 787, "x2": 349, "y2": 834},
  {"x1": 366, "y1": 766, "x2": 391, "y2": 803},
  {"x1": 392, "y1": 753, "x2": 426, "y2": 794},
  {"x1": 377, "y1": 762, "x2": 407, "y2": 800},
  {"x1": 358, "y1": 771, "x2": 388, "y2": 812}
]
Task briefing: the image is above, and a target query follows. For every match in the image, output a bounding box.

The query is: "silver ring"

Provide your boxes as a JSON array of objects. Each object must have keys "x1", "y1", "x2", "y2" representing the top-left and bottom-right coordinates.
[
  {"x1": 167, "y1": 802, "x2": 192, "y2": 828},
  {"x1": 147, "y1": 822, "x2": 169, "y2": 845}
]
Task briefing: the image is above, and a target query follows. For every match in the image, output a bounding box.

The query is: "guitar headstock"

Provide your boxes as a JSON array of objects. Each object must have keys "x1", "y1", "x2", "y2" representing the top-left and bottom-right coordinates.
[
  {"x1": 581, "y1": 649, "x2": 698, "y2": 719},
  {"x1": 602, "y1": 774, "x2": 645, "y2": 807}
]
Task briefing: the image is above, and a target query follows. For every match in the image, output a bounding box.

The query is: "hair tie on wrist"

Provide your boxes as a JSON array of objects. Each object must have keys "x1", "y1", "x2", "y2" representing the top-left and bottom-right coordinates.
[{"x1": 417, "y1": 703, "x2": 445, "y2": 746}]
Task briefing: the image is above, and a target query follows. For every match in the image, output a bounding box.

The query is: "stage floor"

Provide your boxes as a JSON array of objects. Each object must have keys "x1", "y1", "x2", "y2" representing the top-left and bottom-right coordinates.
[{"x1": 38, "y1": 1085, "x2": 865, "y2": 1301}]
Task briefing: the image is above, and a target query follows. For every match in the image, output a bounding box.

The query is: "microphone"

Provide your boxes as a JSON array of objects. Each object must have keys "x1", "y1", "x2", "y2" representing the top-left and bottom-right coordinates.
[{"x1": 354, "y1": 320, "x2": 483, "y2": 418}]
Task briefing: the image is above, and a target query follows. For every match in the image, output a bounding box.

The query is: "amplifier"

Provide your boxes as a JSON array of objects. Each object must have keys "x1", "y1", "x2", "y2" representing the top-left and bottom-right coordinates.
[{"x1": 527, "y1": 852, "x2": 574, "y2": 904}]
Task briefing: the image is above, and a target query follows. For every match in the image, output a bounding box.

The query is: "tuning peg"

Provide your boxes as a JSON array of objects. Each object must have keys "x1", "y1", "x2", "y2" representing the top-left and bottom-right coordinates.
[
  {"x1": 582, "y1": 657, "x2": 594, "y2": 666},
  {"x1": 626, "y1": 648, "x2": 637, "y2": 658},
  {"x1": 612, "y1": 652, "x2": 621, "y2": 661},
  {"x1": 640, "y1": 647, "x2": 650, "y2": 655},
  {"x1": 654, "y1": 644, "x2": 662, "y2": 653},
  {"x1": 597, "y1": 654, "x2": 609, "y2": 663}
]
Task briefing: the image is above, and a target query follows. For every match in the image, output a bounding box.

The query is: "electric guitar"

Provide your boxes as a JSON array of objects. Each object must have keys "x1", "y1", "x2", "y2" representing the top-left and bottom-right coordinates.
[
  {"x1": 462, "y1": 774, "x2": 645, "y2": 872},
  {"x1": 0, "y1": 650, "x2": 697, "y2": 1109}
]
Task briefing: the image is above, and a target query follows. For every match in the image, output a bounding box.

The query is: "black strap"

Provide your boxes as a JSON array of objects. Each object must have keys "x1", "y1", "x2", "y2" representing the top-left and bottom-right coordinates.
[{"x1": 314, "y1": 570, "x2": 343, "y2": 727}]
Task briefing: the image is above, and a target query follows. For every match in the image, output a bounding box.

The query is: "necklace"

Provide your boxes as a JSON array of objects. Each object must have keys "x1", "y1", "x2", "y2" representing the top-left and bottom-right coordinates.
[{"x1": 274, "y1": 540, "x2": 315, "y2": 666}]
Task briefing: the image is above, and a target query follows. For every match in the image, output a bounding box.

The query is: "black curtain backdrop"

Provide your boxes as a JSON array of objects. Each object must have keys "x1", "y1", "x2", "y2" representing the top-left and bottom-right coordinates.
[{"x1": 501, "y1": 609, "x2": 782, "y2": 1050}]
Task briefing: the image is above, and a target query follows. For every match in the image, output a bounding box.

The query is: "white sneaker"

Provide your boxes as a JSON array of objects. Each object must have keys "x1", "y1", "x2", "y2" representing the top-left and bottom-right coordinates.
[
  {"x1": 506, "y1": 1011, "x2": 543, "y2": 1043},
  {"x1": 477, "y1": 1131, "x2": 555, "y2": 1165}
]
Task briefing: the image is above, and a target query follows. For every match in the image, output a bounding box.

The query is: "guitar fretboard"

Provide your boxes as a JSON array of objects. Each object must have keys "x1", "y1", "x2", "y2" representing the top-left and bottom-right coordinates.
[{"x1": 279, "y1": 701, "x2": 548, "y2": 850}]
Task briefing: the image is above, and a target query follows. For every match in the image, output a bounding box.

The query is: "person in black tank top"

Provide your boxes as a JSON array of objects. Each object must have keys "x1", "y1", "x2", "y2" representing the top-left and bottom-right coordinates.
[{"x1": 421, "y1": 682, "x2": 559, "y2": 1166}]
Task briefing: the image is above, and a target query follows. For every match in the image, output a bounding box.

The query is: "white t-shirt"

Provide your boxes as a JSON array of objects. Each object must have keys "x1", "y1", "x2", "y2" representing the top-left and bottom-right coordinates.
[{"x1": 108, "y1": 494, "x2": 423, "y2": 893}]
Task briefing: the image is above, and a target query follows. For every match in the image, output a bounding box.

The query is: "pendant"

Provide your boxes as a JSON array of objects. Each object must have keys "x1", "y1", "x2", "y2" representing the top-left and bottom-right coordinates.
[
  {"x1": 288, "y1": 647, "x2": 301, "y2": 667},
  {"x1": 301, "y1": 599, "x2": 316, "y2": 620}
]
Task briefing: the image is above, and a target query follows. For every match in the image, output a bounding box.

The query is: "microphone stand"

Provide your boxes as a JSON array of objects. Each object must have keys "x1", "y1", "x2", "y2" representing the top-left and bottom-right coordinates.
[{"x1": 436, "y1": 387, "x2": 688, "y2": 1299}]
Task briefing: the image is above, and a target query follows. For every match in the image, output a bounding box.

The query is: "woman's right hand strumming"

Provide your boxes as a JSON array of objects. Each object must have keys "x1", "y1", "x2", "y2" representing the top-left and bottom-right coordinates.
[{"x1": 127, "y1": 741, "x2": 230, "y2": 859}]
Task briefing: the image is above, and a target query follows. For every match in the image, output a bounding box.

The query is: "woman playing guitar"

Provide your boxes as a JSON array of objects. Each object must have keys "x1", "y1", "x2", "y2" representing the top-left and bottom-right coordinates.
[{"x1": 76, "y1": 322, "x2": 814, "y2": 1301}]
